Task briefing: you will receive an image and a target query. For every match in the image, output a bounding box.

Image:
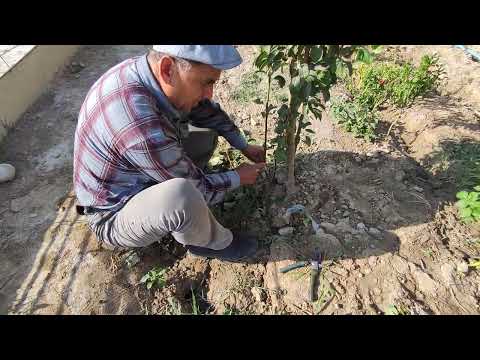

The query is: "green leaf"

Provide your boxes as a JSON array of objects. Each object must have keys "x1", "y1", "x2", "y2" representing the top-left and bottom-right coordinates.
[
  {"x1": 302, "y1": 81, "x2": 312, "y2": 99},
  {"x1": 335, "y1": 59, "x2": 350, "y2": 79},
  {"x1": 472, "y1": 208, "x2": 480, "y2": 219},
  {"x1": 469, "y1": 192, "x2": 479, "y2": 201},
  {"x1": 140, "y1": 274, "x2": 150, "y2": 283},
  {"x1": 273, "y1": 75, "x2": 286, "y2": 88},
  {"x1": 474, "y1": 185, "x2": 480, "y2": 192},
  {"x1": 277, "y1": 104, "x2": 289, "y2": 120},
  {"x1": 147, "y1": 282, "x2": 153, "y2": 289},
  {"x1": 456, "y1": 191, "x2": 469, "y2": 200},
  {"x1": 311, "y1": 46, "x2": 323, "y2": 62},
  {"x1": 290, "y1": 76, "x2": 302, "y2": 95},
  {"x1": 460, "y1": 208, "x2": 472, "y2": 218},
  {"x1": 304, "y1": 136, "x2": 312, "y2": 146},
  {"x1": 305, "y1": 128, "x2": 315, "y2": 134}
]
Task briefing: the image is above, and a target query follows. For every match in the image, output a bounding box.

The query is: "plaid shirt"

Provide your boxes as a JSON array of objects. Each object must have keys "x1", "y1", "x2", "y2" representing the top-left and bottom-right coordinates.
[{"x1": 73, "y1": 54, "x2": 248, "y2": 212}]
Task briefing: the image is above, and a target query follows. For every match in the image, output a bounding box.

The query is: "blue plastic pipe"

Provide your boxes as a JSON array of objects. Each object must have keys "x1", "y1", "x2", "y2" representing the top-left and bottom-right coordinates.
[{"x1": 454, "y1": 45, "x2": 480, "y2": 62}]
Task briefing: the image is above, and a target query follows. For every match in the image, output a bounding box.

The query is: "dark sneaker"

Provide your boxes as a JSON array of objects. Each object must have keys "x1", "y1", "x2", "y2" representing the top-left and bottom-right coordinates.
[{"x1": 186, "y1": 232, "x2": 257, "y2": 262}]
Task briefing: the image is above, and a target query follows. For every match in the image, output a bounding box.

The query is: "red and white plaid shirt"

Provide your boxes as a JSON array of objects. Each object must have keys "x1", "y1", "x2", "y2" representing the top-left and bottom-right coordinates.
[{"x1": 73, "y1": 54, "x2": 247, "y2": 212}]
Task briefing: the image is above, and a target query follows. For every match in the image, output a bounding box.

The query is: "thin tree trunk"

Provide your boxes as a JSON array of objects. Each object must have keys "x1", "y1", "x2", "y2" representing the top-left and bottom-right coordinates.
[{"x1": 286, "y1": 109, "x2": 297, "y2": 194}]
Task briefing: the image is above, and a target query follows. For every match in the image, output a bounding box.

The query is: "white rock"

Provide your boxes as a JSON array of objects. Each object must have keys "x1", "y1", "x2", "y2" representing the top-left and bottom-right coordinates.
[
  {"x1": 320, "y1": 222, "x2": 336, "y2": 234},
  {"x1": 368, "y1": 227, "x2": 381, "y2": 237},
  {"x1": 0, "y1": 164, "x2": 15, "y2": 183},
  {"x1": 457, "y1": 261, "x2": 469, "y2": 274},
  {"x1": 251, "y1": 287, "x2": 266, "y2": 302},
  {"x1": 278, "y1": 227, "x2": 295, "y2": 236},
  {"x1": 357, "y1": 223, "x2": 367, "y2": 231}
]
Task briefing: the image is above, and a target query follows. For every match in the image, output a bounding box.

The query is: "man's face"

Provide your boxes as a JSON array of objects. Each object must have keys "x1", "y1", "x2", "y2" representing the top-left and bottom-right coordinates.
[{"x1": 172, "y1": 61, "x2": 221, "y2": 113}]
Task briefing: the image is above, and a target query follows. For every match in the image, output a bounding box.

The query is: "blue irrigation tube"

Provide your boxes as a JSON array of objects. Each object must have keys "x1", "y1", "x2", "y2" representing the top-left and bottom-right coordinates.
[{"x1": 454, "y1": 45, "x2": 480, "y2": 62}]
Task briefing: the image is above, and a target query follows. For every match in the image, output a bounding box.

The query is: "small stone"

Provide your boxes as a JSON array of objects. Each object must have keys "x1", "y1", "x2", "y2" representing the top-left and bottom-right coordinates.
[
  {"x1": 395, "y1": 170, "x2": 406, "y2": 182},
  {"x1": 412, "y1": 186, "x2": 424, "y2": 193},
  {"x1": 343, "y1": 211, "x2": 349, "y2": 217},
  {"x1": 354, "y1": 156, "x2": 362, "y2": 164},
  {"x1": 357, "y1": 223, "x2": 367, "y2": 231},
  {"x1": 0, "y1": 163, "x2": 16, "y2": 183},
  {"x1": 251, "y1": 287, "x2": 266, "y2": 302},
  {"x1": 441, "y1": 263, "x2": 455, "y2": 285},
  {"x1": 278, "y1": 227, "x2": 295, "y2": 236},
  {"x1": 124, "y1": 251, "x2": 141, "y2": 268},
  {"x1": 368, "y1": 257, "x2": 377, "y2": 267},
  {"x1": 368, "y1": 227, "x2": 381, "y2": 237},
  {"x1": 413, "y1": 269, "x2": 437, "y2": 296},
  {"x1": 272, "y1": 215, "x2": 288, "y2": 228},
  {"x1": 457, "y1": 261, "x2": 469, "y2": 274},
  {"x1": 320, "y1": 222, "x2": 336, "y2": 234},
  {"x1": 29, "y1": 213, "x2": 38, "y2": 218},
  {"x1": 79, "y1": 62, "x2": 86, "y2": 68}
]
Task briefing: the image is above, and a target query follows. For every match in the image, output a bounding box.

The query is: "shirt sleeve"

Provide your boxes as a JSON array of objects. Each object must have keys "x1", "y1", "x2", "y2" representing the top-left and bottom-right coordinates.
[
  {"x1": 121, "y1": 117, "x2": 240, "y2": 205},
  {"x1": 188, "y1": 99, "x2": 248, "y2": 150}
]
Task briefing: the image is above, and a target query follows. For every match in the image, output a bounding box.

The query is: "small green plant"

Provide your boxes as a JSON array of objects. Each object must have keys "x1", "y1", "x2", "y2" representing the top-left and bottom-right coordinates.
[
  {"x1": 223, "y1": 306, "x2": 241, "y2": 315},
  {"x1": 422, "y1": 248, "x2": 435, "y2": 260},
  {"x1": 456, "y1": 186, "x2": 480, "y2": 223},
  {"x1": 330, "y1": 97, "x2": 379, "y2": 141},
  {"x1": 385, "y1": 304, "x2": 409, "y2": 315},
  {"x1": 190, "y1": 288, "x2": 201, "y2": 315},
  {"x1": 331, "y1": 54, "x2": 444, "y2": 141},
  {"x1": 349, "y1": 54, "x2": 444, "y2": 110},
  {"x1": 140, "y1": 266, "x2": 167, "y2": 290},
  {"x1": 448, "y1": 141, "x2": 480, "y2": 192},
  {"x1": 165, "y1": 297, "x2": 183, "y2": 315},
  {"x1": 254, "y1": 45, "x2": 376, "y2": 192},
  {"x1": 469, "y1": 258, "x2": 480, "y2": 270}
]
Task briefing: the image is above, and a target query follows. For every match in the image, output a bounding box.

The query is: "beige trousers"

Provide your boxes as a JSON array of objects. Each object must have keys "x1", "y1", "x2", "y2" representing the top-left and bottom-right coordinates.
[{"x1": 87, "y1": 178, "x2": 233, "y2": 249}]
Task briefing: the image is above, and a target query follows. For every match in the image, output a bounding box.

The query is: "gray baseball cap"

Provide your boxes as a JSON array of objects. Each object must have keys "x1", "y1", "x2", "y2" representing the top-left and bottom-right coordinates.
[{"x1": 152, "y1": 45, "x2": 242, "y2": 70}]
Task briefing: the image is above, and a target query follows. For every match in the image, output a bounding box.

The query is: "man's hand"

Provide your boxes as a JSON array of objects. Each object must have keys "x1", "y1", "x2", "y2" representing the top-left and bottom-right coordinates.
[
  {"x1": 235, "y1": 162, "x2": 266, "y2": 185},
  {"x1": 242, "y1": 144, "x2": 266, "y2": 164}
]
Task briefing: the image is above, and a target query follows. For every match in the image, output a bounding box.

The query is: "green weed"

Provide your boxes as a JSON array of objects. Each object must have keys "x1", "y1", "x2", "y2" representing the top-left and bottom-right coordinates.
[
  {"x1": 140, "y1": 267, "x2": 167, "y2": 290},
  {"x1": 456, "y1": 186, "x2": 480, "y2": 223}
]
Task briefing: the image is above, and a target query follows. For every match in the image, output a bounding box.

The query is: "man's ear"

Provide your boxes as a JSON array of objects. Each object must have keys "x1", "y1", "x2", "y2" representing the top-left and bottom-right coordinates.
[{"x1": 159, "y1": 56, "x2": 176, "y2": 86}]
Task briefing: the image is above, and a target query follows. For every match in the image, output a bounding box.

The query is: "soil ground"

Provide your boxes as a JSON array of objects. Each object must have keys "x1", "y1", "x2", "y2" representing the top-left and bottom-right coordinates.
[{"x1": 1, "y1": 45, "x2": 479, "y2": 315}]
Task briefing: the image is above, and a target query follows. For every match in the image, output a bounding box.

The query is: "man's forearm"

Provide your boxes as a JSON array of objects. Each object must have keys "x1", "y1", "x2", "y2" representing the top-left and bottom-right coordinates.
[{"x1": 188, "y1": 99, "x2": 248, "y2": 150}]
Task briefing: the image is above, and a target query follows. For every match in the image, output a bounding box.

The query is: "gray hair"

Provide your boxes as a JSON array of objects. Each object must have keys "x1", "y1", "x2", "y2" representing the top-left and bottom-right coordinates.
[{"x1": 148, "y1": 50, "x2": 193, "y2": 72}]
